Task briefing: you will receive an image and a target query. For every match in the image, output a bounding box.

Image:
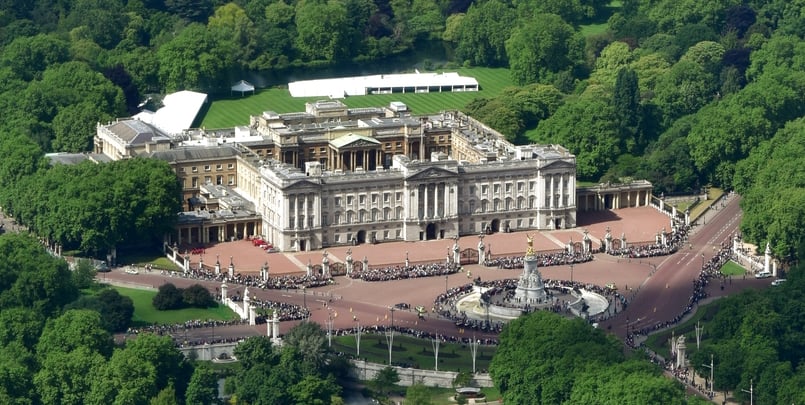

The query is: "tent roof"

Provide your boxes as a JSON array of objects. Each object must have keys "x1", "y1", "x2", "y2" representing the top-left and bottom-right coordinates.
[{"x1": 232, "y1": 80, "x2": 255, "y2": 92}]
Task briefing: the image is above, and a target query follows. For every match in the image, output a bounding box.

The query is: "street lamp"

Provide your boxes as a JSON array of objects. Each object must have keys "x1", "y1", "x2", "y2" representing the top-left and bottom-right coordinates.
[
  {"x1": 570, "y1": 263, "x2": 575, "y2": 284},
  {"x1": 445, "y1": 275, "x2": 449, "y2": 294},
  {"x1": 702, "y1": 354, "x2": 714, "y2": 398},
  {"x1": 701, "y1": 253, "x2": 705, "y2": 270},
  {"x1": 302, "y1": 286, "x2": 307, "y2": 311},
  {"x1": 326, "y1": 309, "x2": 336, "y2": 347},
  {"x1": 741, "y1": 379, "x2": 754, "y2": 405},
  {"x1": 389, "y1": 306, "x2": 396, "y2": 329},
  {"x1": 353, "y1": 317, "x2": 362, "y2": 357}
]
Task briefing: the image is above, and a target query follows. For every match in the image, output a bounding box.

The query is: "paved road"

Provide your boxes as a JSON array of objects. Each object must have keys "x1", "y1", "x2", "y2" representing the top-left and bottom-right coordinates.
[{"x1": 598, "y1": 193, "x2": 748, "y2": 338}]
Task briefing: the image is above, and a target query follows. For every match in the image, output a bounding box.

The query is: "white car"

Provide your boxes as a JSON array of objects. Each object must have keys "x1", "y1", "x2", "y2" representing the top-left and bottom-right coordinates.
[
  {"x1": 125, "y1": 268, "x2": 139, "y2": 275},
  {"x1": 755, "y1": 271, "x2": 772, "y2": 279},
  {"x1": 771, "y1": 279, "x2": 787, "y2": 286}
]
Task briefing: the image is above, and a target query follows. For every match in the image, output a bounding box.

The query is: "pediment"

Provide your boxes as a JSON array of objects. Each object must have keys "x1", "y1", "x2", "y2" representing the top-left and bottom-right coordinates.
[
  {"x1": 329, "y1": 133, "x2": 381, "y2": 150},
  {"x1": 540, "y1": 159, "x2": 575, "y2": 171},
  {"x1": 405, "y1": 167, "x2": 457, "y2": 181},
  {"x1": 283, "y1": 179, "x2": 321, "y2": 191}
]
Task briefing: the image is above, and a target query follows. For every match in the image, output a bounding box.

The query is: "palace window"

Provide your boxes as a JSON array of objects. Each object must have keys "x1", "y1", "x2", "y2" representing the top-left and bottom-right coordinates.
[
  {"x1": 216, "y1": 164, "x2": 223, "y2": 171},
  {"x1": 204, "y1": 165, "x2": 211, "y2": 172},
  {"x1": 191, "y1": 166, "x2": 198, "y2": 173}
]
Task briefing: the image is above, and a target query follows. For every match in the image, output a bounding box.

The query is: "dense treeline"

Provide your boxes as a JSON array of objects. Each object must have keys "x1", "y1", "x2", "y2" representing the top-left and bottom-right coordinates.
[
  {"x1": 490, "y1": 311, "x2": 708, "y2": 405},
  {"x1": 687, "y1": 263, "x2": 805, "y2": 404},
  {"x1": 0, "y1": 232, "x2": 348, "y2": 404}
]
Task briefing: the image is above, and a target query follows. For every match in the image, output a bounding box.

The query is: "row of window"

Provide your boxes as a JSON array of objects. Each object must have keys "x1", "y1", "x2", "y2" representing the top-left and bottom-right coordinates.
[
  {"x1": 187, "y1": 175, "x2": 236, "y2": 188},
  {"x1": 324, "y1": 192, "x2": 403, "y2": 208},
  {"x1": 180, "y1": 163, "x2": 235, "y2": 174}
]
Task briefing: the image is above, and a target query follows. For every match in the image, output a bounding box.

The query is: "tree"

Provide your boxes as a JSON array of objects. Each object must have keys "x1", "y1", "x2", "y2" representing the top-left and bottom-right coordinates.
[
  {"x1": 87, "y1": 348, "x2": 158, "y2": 405},
  {"x1": 157, "y1": 23, "x2": 233, "y2": 91},
  {"x1": 72, "y1": 259, "x2": 97, "y2": 289},
  {"x1": 404, "y1": 383, "x2": 433, "y2": 405},
  {"x1": 0, "y1": 342, "x2": 37, "y2": 404},
  {"x1": 289, "y1": 374, "x2": 342, "y2": 404},
  {"x1": 653, "y1": 59, "x2": 717, "y2": 125},
  {"x1": 283, "y1": 321, "x2": 329, "y2": 374},
  {"x1": 33, "y1": 347, "x2": 106, "y2": 405},
  {"x1": 0, "y1": 233, "x2": 78, "y2": 316},
  {"x1": 490, "y1": 311, "x2": 624, "y2": 404},
  {"x1": 233, "y1": 335, "x2": 277, "y2": 371},
  {"x1": 372, "y1": 366, "x2": 400, "y2": 396},
  {"x1": 185, "y1": 363, "x2": 218, "y2": 405},
  {"x1": 505, "y1": 13, "x2": 584, "y2": 86},
  {"x1": 64, "y1": 288, "x2": 134, "y2": 332},
  {"x1": 124, "y1": 333, "x2": 192, "y2": 398},
  {"x1": 182, "y1": 284, "x2": 215, "y2": 308},
  {"x1": 453, "y1": 0, "x2": 515, "y2": 67},
  {"x1": 613, "y1": 68, "x2": 642, "y2": 153},
  {"x1": 0, "y1": 307, "x2": 44, "y2": 350},
  {"x1": 153, "y1": 283, "x2": 184, "y2": 310},
  {"x1": 533, "y1": 96, "x2": 621, "y2": 180},
  {"x1": 0, "y1": 34, "x2": 69, "y2": 81},
  {"x1": 36, "y1": 309, "x2": 113, "y2": 360},
  {"x1": 294, "y1": 0, "x2": 349, "y2": 63}
]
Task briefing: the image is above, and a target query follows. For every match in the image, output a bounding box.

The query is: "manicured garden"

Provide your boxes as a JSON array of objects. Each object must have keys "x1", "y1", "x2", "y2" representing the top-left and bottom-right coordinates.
[
  {"x1": 111, "y1": 285, "x2": 236, "y2": 326},
  {"x1": 332, "y1": 333, "x2": 497, "y2": 373},
  {"x1": 200, "y1": 67, "x2": 514, "y2": 129}
]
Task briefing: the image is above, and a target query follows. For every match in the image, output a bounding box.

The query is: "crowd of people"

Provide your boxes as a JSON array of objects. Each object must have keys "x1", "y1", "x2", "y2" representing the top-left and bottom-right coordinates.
[
  {"x1": 158, "y1": 266, "x2": 333, "y2": 290},
  {"x1": 348, "y1": 262, "x2": 460, "y2": 282},
  {"x1": 626, "y1": 245, "x2": 733, "y2": 345},
  {"x1": 609, "y1": 223, "x2": 690, "y2": 258},
  {"x1": 483, "y1": 251, "x2": 594, "y2": 269},
  {"x1": 126, "y1": 318, "x2": 248, "y2": 337}
]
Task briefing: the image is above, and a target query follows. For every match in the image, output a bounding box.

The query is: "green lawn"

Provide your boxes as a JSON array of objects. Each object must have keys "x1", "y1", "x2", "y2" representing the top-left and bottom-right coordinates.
[
  {"x1": 644, "y1": 301, "x2": 722, "y2": 358},
  {"x1": 112, "y1": 286, "x2": 237, "y2": 326},
  {"x1": 118, "y1": 252, "x2": 181, "y2": 271},
  {"x1": 200, "y1": 67, "x2": 514, "y2": 129},
  {"x1": 333, "y1": 333, "x2": 496, "y2": 373},
  {"x1": 720, "y1": 261, "x2": 746, "y2": 276}
]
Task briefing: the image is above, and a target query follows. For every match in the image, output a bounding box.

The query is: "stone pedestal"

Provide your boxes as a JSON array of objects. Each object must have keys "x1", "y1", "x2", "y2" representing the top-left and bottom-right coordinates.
[{"x1": 514, "y1": 253, "x2": 547, "y2": 304}]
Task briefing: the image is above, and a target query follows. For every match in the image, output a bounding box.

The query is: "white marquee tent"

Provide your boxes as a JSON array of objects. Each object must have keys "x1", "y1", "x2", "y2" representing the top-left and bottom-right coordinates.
[{"x1": 231, "y1": 80, "x2": 255, "y2": 96}]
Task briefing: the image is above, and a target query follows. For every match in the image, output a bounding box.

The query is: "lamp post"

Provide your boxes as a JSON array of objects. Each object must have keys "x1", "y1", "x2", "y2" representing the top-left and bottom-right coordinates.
[
  {"x1": 353, "y1": 317, "x2": 362, "y2": 357},
  {"x1": 302, "y1": 286, "x2": 307, "y2": 311},
  {"x1": 701, "y1": 253, "x2": 705, "y2": 270},
  {"x1": 389, "y1": 306, "x2": 396, "y2": 329},
  {"x1": 702, "y1": 354, "x2": 714, "y2": 398},
  {"x1": 326, "y1": 309, "x2": 336, "y2": 347},
  {"x1": 570, "y1": 263, "x2": 575, "y2": 284},
  {"x1": 445, "y1": 275, "x2": 449, "y2": 294},
  {"x1": 741, "y1": 379, "x2": 753, "y2": 405}
]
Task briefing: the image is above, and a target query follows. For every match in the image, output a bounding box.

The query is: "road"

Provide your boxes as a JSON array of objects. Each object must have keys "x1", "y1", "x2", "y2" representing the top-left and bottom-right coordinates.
[{"x1": 598, "y1": 193, "x2": 746, "y2": 337}]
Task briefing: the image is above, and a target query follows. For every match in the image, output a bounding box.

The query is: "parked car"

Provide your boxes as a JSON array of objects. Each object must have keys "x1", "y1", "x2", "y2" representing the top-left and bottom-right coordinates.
[
  {"x1": 771, "y1": 279, "x2": 787, "y2": 286},
  {"x1": 755, "y1": 270, "x2": 772, "y2": 279}
]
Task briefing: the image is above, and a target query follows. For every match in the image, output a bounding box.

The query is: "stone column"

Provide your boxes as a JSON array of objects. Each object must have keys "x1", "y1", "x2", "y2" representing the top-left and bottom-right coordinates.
[
  {"x1": 550, "y1": 176, "x2": 554, "y2": 208},
  {"x1": 293, "y1": 195, "x2": 298, "y2": 230},
  {"x1": 304, "y1": 194, "x2": 309, "y2": 229},
  {"x1": 559, "y1": 175, "x2": 564, "y2": 207},
  {"x1": 228, "y1": 256, "x2": 234, "y2": 278},
  {"x1": 272, "y1": 312, "x2": 280, "y2": 341},
  {"x1": 306, "y1": 259, "x2": 312, "y2": 276},
  {"x1": 215, "y1": 255, "x2": 221, "y2": 275},
  {"x1": 764, "y1": 242, "x2": 771, "y2": 274},
  {"x1": 248, "y1": 305, "x2": 256, "y2": 325},
  {"x1": 424, "y1": 184, "x2": 429, "y2": 218},
  {"x1": 221, "y1": 283, "x2": 228, "y2": 302}
]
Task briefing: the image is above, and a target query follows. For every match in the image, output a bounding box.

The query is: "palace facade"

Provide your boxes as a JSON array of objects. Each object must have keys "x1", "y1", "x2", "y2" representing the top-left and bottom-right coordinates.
[{"x1": 95, "y1": 100, "x2": 652, "y2": 251}]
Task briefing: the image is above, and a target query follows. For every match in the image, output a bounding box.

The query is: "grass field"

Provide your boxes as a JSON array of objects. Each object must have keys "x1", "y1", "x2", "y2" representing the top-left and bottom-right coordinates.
[
  {"x1": 720, "y1": 261, "x2": 746, "y2": 276},
  {"x1": 333, "y1": 333, "x2": 497, "y2": 373},
  {"x1": 644, "y1": 301, "x2": 722, "y2": 358},
  {"x1": 112, "y1": 285, "x2": 237, "y2": 326},
  {"x1": 118, "y1": 252, "x2": 181, "y2": 271},
  {"x1": 200, "y1": 67, "x2": 514, "y2": 129}
]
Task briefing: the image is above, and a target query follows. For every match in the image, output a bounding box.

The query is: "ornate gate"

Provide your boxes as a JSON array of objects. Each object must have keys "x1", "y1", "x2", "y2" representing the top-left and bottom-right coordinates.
[
  {"x1": 460, "y1": 248, "x2": 479, "y2": 265},
  {"x1": 330, "y1": 262, "x2": 346, "y2": 276}
]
